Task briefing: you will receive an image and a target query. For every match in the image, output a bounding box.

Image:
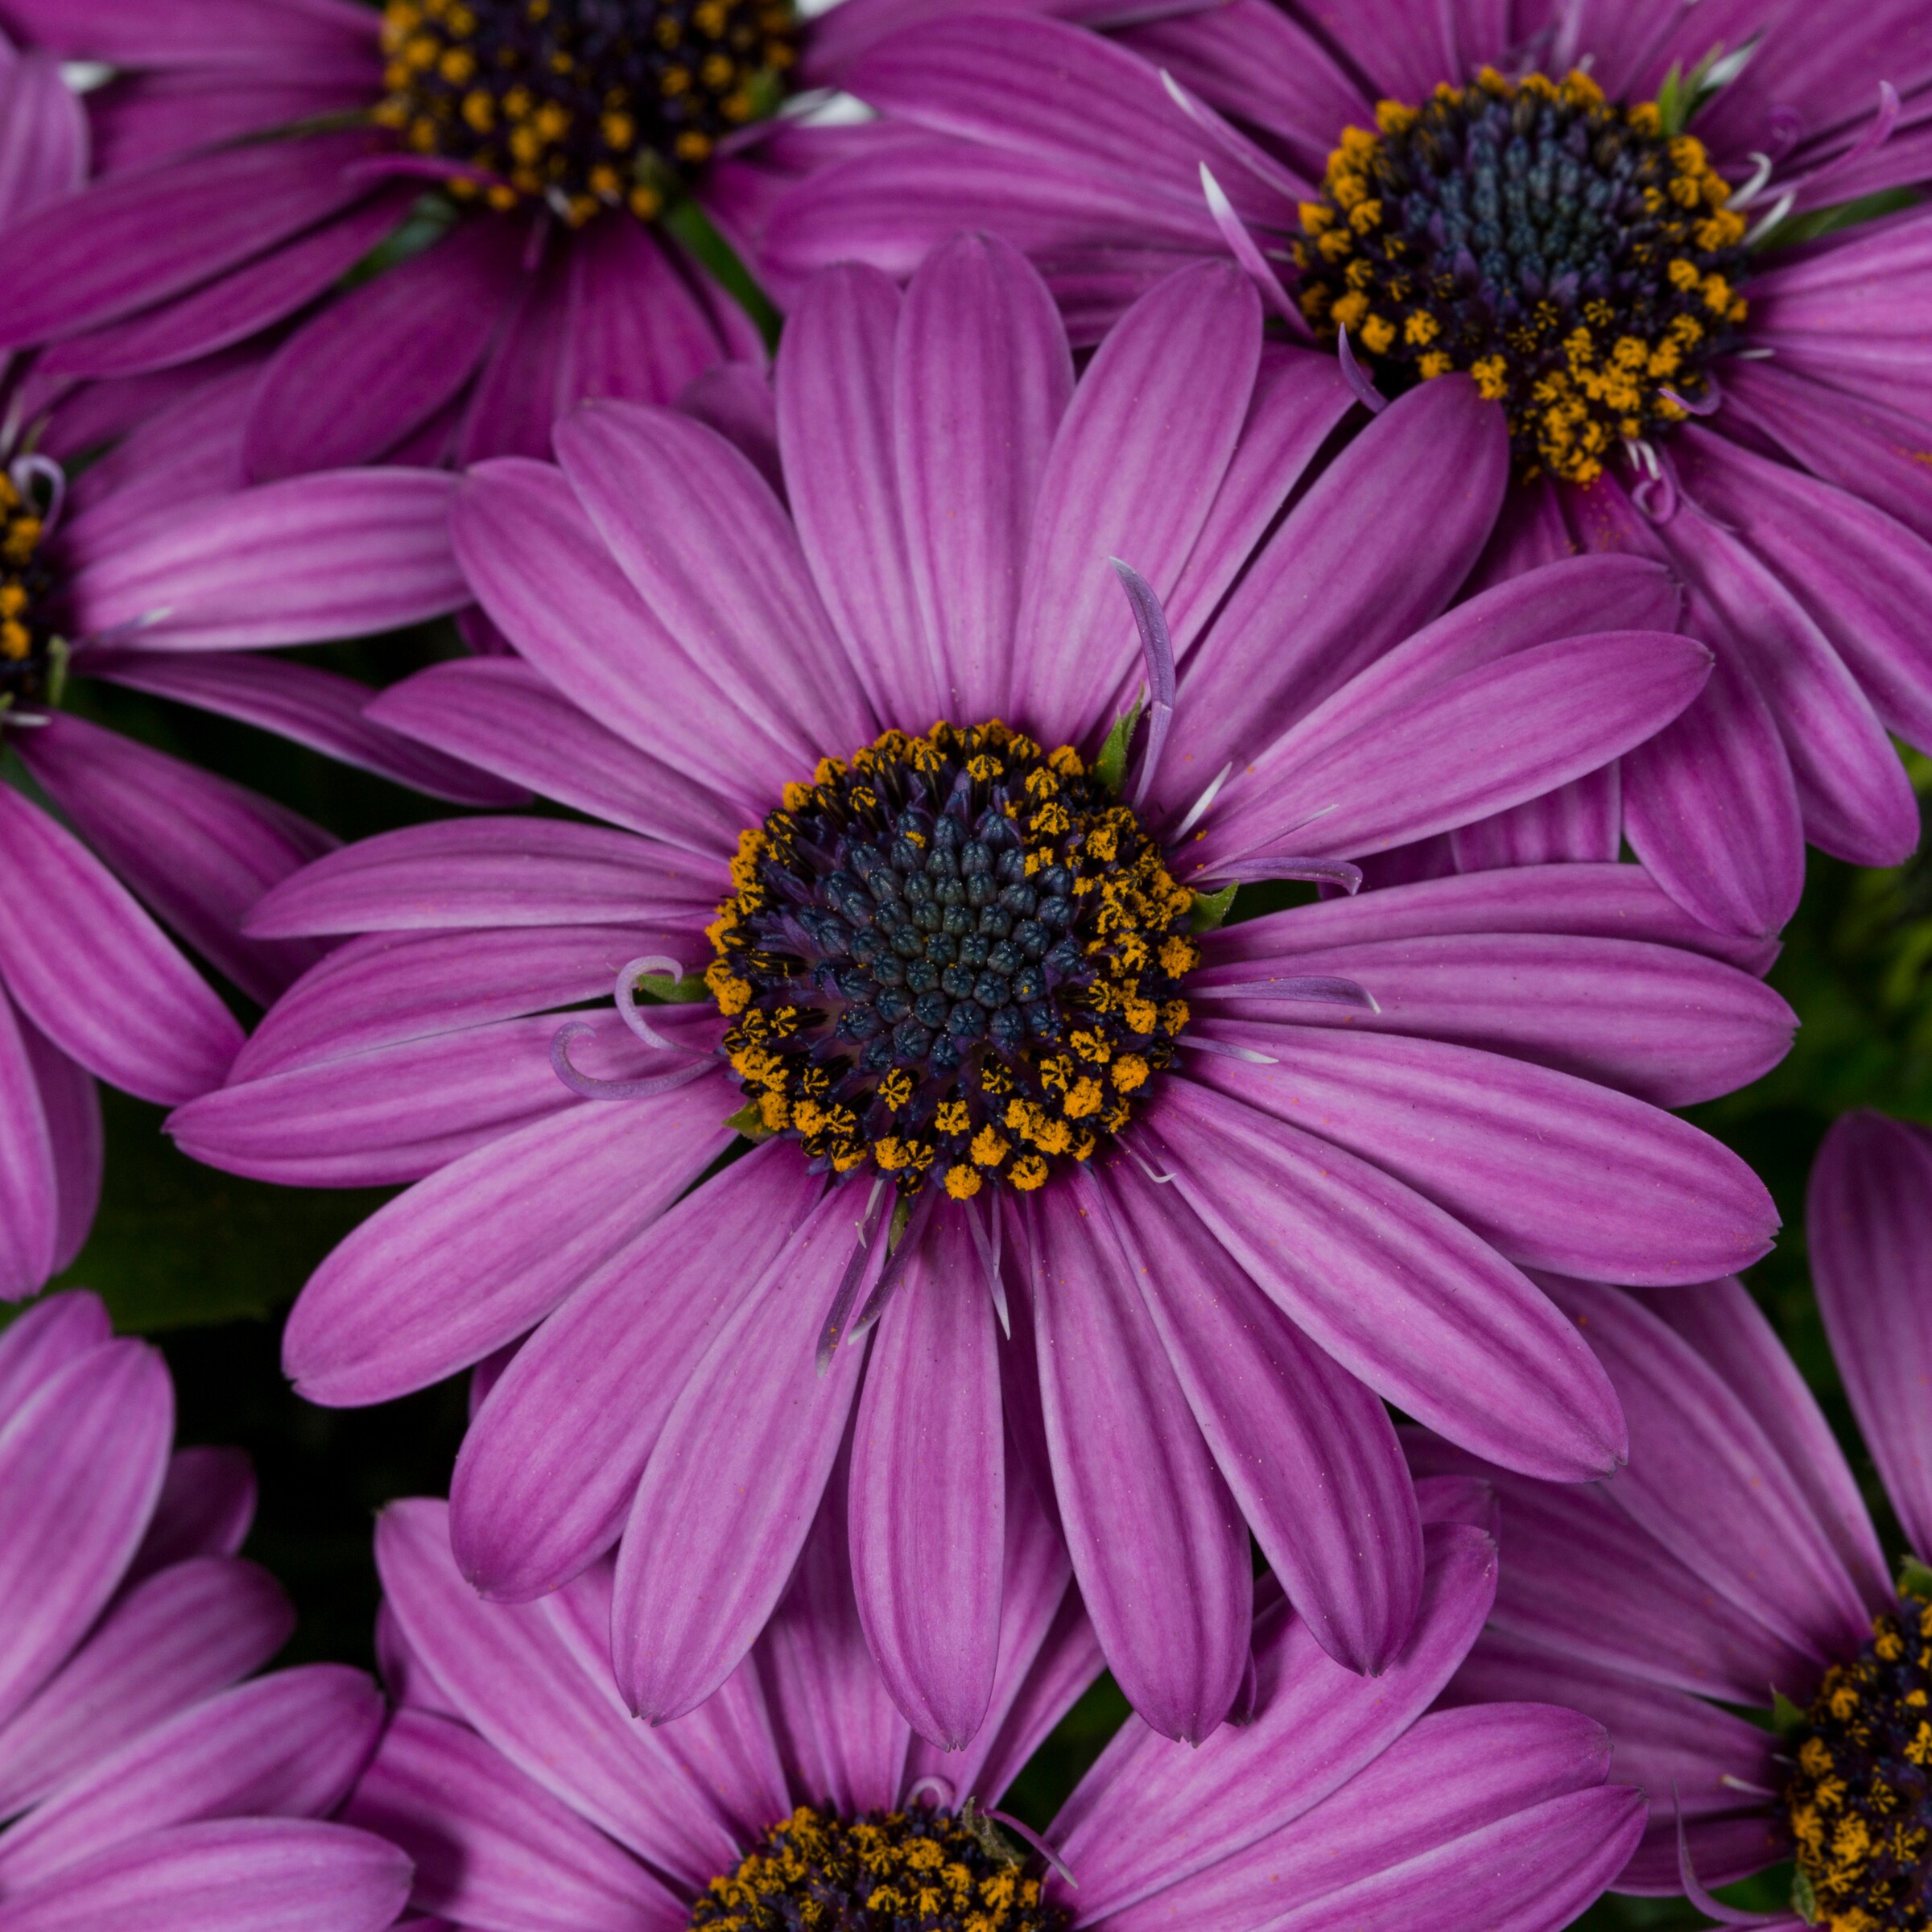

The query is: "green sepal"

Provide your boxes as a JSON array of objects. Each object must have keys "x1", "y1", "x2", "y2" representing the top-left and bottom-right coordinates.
[
  {"x1": 43, "y1": 635, "x2": 69, "y2": 711},
  {"x1": 724, "y1": 1100, "x2": 774, "y2": 1141},
  {"x1": 1771, "y1": 1689, "x2": 1809, "y2": 1739},
  {"x1": 1755, "y1": 184, "x2": 1922, "y2": 255},
  {"x1": 1791, "y1": 1867, "x2": 1819, "y2": 1925},
  {"x1": 1655, "y1": 62, "x2": 1692, "y2": 138},
  {"x1": 634, "y1": 971, "x2": 709, "y2": 1004},
  {"x1": 1094, "y1": 696, "x2": 1144, "y2": 797},
  {"x1": 1189, "y1": 881, "x2": 1239, "y2": 934},
  {"x1": 959, "y1": 1798, "x2": 1025, "y2": 1870},
  {"x1": 1656, "y1": 46, "x2": 1740, "y2": 138},
  {"x1": 1897, "y1": 1553, "x2": 1932, "y2": 1600},
  {"x1": 886, "y1": 1192, "x2": 914, "y2": 1253}
]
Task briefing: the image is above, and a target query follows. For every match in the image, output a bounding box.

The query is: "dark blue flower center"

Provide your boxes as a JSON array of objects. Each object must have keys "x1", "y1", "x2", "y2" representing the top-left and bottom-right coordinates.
[
  {"x1": 708, "y1": 723, "x2": 1197, "y2": 1200},
  {"x1": 375, "y1": 0, "x2": 796, "y2": 224},
  {"x1": 1294, "y1": 68, "x2": 1751, "y2": 482},
  {"x1": 1788, "y1": 1598, "x2": 1932, "y2": 1931},
  {"x1": 690, "y1": 1802, "x2": 1067, "y2": 1932},
  {"x1": 0, "y1": 474, "x2": 56, "y2": 711}
]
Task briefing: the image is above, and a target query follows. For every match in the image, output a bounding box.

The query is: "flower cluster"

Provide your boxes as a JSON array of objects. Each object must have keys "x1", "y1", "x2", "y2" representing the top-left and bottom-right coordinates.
[{"x1": 0, "y1": 5, "x2": 1926, "y2": 1932}]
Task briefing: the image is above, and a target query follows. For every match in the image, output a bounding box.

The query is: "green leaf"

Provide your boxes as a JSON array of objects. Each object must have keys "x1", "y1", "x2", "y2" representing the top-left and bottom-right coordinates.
[
  {"x1": 635, "y1": 972, "x2": 709, "y2": 1004},
  {"x1": 1791, "y1": 1867, "x2": 1819, "y2": 1925},
  {"x1": 1094, "y1": 696, "x2": 1144, "y2": 797},
  {"x1": 1771, "y1": 1689, "x2": 1809, "y2": 1739},
  {"x1": 1898, "y1": 1554, "x2": 1932, "y2": 1600},
  {"x1": 41, "y1": 1092, "x2": 394, "y2": 1333},
  {"x1": 1189, "y1": 882, "x2": 1239, "y2": 934}
]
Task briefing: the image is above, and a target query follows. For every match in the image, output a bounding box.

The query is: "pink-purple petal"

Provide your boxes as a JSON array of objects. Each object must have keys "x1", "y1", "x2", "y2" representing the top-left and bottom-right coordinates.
[
  {"x1": 892, "y1": 232, "x2": 1071, "y2": 723},
  {"x1": 0, "y1": 1339, "x2": 172, "y2": 1732},
  {"x1": 451, "y1": 1141, "x2": 822, "y2": 1600},
  {"x1": 848, "y1": 1206, "x2": 1005, "y2": 1749},
  {"x1": 613, "y1": 1188, "x2": 872, "y2": 1723},
  {"x1": 1809, "y1": 1111, "x2": 1932, "y2": 1563},
  {"x1": 66, "y1": 470, "x2": 469, "y2": 650},
  {"x1": 1139, "y1": 1075, "x2": 1625, "y2": 1481},
  {"x1": 0, "y1": 785, "x2": 240, "y2": 1104},
  {"x1": 279, "y1": 1070, "x2": 737, "y2": 1402},
  {"x1": 1100, "y1": 1156, "x2": 1423, "y2": 1676}
]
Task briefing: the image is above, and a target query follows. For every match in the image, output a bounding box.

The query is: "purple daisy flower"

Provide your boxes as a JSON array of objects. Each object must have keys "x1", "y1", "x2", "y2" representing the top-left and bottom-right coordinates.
[
  {"x1": 171, "y1": 240, "x2": 1784, "y2": 1748},
  {"x1": 0, "y1": 1288, "x2": 411, "y2": 1931},
  {"x1": 1404, "y1": 1108, "x2": 1932, "y2": 1918},
  {"x1": 0, "y1": 0, "x2": 897, "y2": 479},
  {"x1": 0, "y1": 349, "x2": 514, "y2": 1299},
  {"x1": 345, "y1": 1468, "x2": 1643, "y2": 1932},
  {"x1": 766, "y1": 0, "x2": 1932, "y2": 939}
]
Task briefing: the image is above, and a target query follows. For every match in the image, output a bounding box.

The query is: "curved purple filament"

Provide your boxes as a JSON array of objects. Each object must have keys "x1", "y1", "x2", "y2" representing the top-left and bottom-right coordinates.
[
  {"x1": 964, "y1": 1191, "x2": 1011, "y2": 1338},
  {"x1": 549, "y1": 1020, "x2": 708, "y2": 1100},
  {"x1": 1108, "y1": 558, "x2": 1175, "y2": 811},
  {"x1": 1197, "y1": 162, "x2": 1300, "y2": 326},
  {"x1": 817, "y1": 1179, "x2": 889, "y2": 1373},
  {"x1": 848, "y1": 1184, "x2": 937, "y2": 1344},
  {"x1": 1781, "y1": 80, "x2": 1899, "y2": 200},
  {"x1": 1659, "y1": 382, "x2": 1723, "y2": 418},
  {"x1": 9, "y1": 454, "x2": 65, "y2": 536},
  {"x1": 1335, "y1": 324, "x2": 1389, "y2": 415},
  {"x1": 1194, "y1": 855, "x2": 1364, "y2": 893},
  {"x1": 1194, "y1": 973, "x2": 1380, "y2": 1013},
  {"x1": 1671, "y1": 1788, "x2": 1779, "y2": 1927},
  {"x1": 984, "y1": 1808, "x2": 1079, "y2": 1891},
  {"x1": 614, "y1": 954, "x2": 689, "y2": 1054},
  {"x1": 1175, "y1": 1034, "x2": 1278, "y2": 1063}
]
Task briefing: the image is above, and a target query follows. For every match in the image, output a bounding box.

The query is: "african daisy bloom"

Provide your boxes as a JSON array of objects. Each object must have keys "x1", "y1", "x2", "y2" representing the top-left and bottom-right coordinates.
[
  {"x1": 0, "y1": 1289, "x2": 411, "y2": 1932},
  {"x1": 0, "y1": 0, "x2": 874, "y2": 477},
  {"x1": 347, "y1": 1470, "x2": 1643, "y2": 1932},
  {"x1": 1406, "y1": 1109, "x2": 1932, "y2": 1919},
  {"x1": 0, "y1": 353, "x2": 507, "y2": 1300},
  {"x1": 171, "y1": 240, "x2": 1784, "y2": 1748},
  {"x1": 766, "y1": 0, "x2": 1932, "y2": 939}
]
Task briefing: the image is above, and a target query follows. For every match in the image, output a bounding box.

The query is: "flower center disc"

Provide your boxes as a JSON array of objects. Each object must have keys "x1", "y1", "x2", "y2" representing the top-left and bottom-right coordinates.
[
  {"x1": 0, "y1": 473, "x2": 55, "y2": 710},
  {"x1": 1787, "y1": 1600, "x2": 1932, "y2": 1932},
  {"x1": 707, "y1": 723, "x2": 1198, "y2": 1200},
  {"x1": 1294, "y1": 67, "x2": 1750, "y2": 482},
  {"x1": 375, "y1": 0, "x2": 797, "y2": 223},
  {"x1": 691, "y1": 1803, "x2": 1067, "y2": 1932}
]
